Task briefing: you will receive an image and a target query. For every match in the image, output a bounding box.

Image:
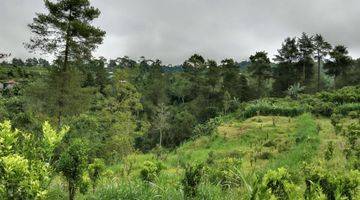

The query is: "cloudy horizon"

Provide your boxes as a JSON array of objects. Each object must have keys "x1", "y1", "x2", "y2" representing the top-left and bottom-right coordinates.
[{"x1": 1, "y1": 0, "x2": 360, "y2": 65}]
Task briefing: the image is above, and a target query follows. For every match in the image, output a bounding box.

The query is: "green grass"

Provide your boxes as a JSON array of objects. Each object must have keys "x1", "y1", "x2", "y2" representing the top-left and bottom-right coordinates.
[{"x1": 267, "y1": 113, "x2": 320, "y2": 171}]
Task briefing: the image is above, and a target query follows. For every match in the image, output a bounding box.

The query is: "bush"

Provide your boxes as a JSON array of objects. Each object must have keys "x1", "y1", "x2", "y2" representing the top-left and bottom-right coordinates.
[
  {"x1": 324, "y1": 141, "x2": 334, "y2": 161},
  {"x1": 55, "y1": 139, "x2": 89, "y2": 200},
  {"x1": 348, "y1": 111, "x2": 359, "y2": 119},
  {"x1": 88, "y1": 158, "x2": 106, "y2": 192},
  {"x1": 304, "y1": 163, "x2": 360, "y2": 200},
  {"x1": 0, "y1": 120, "x2": 66, "y2": 199},
  {"x1": 182, "y1": 164, "x2": 203, "y2": 198},
  {"x1": 253, "y1": 167, "x2": 301, "y2": 200},
  {"x1": 343, "y1": 123, "x2": 360, "y2": 169},
  {"x1": 192, "y1": 117, "x2": 221, "y2": 137},
  {"x1": 240, "y1": 99, "x2": 304, "y2": 119},
  {"x1": 317, "y1": 86, "x2": 360, "y2": 104},
  {"x1": 335, "y1": 103, "x2": 360, "y2": 116},
  {"x1": 140, "y1": 161, "x2": 164, "y2": 182}
]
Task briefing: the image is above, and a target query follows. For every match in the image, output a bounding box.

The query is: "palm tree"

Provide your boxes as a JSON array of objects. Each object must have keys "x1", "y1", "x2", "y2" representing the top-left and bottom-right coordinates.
[{"x1": 287, "y1": 83, "x2": 305, "y2": 99}]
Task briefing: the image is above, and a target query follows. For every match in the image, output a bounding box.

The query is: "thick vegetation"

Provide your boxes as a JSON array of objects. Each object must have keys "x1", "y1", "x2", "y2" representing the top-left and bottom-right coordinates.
[{"x1": 0, "y1": 0, "x2": 359, "y2": 199}]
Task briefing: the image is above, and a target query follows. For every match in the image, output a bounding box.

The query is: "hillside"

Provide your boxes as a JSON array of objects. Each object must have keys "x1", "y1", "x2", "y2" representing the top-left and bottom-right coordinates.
[{"x1": 45, "y1": 113, "x2": 359, "y2": 200}]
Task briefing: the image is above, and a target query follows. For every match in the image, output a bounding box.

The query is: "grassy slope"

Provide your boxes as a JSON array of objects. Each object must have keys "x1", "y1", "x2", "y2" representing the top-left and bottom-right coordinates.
[
  {"x1": 48, "y1": 114, "x2": 353, "y2": 199},
  {"x1": 119, "y1": 114, "x2": 326, "y2": 175}
]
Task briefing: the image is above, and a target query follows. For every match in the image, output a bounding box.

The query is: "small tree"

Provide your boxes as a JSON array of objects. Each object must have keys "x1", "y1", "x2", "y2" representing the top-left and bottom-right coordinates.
[
  {"x1": 88, "y1": 158, "x2": 105, "y2": 193},
  {"x1": 56, "y1": 139, "x2": 88, "y2": 200},
  {"x1": 325, "y1": 141, "x2": 334, "y2": 161},
  {"x1": 223, "y1": 91, "x2": 232, "y2": 115},
  {"x1": 154, "y1": 103, "x2": 170, "y2": 148},
  {"x1": 287, "y1": 83, "x2": 305, "y2": 99},
  {"x1": 0, "y1": 53, "x2": 10, "y2": 60}
]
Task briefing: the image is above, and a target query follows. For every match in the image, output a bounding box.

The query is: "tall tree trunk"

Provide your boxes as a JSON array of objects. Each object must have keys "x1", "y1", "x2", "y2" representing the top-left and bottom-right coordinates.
[
  {"x1": 63, "y1": 10, "x2": 72, "y2": 71},
  {"x1": 57, "y1": 110, "x2": 62, "y2": 130},
  {"x1": 303, "y1": 62, "x2": 306, "y2": 85},
  {"x1": 159, "y1": 129, "x2": 162, "y2": 147},
  {"x1": 57, "y1": 11, "x2": 72, "y2": 130},
  {"x1": 68, "y1": 180, "x2": 75, "y2": 200},
  {"x1": 317, "y1": 53, "x2": 321, "y2": 92},
  {"x1": 257, "y1": 76, "x2": 261, "y2": 97}
]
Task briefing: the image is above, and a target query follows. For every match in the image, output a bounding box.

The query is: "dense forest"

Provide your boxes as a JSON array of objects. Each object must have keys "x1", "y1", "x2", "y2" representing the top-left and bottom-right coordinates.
[{"x1": 0, "y1": 0, "x2": 359, "y2": 199}]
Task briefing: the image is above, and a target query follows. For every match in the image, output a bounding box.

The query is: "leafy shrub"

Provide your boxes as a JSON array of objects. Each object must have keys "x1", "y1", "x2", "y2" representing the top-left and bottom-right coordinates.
[
  {"x1": 324, "y1": 141, "x2": 334, "y2": 161},
  {"x1": 182, "y1": 164, "x2": 203, "y2": 198},
  {"x1": 193, "y1": 117, "x2": 221, "y2": 137},
  {"x1": 330, "y1": 114, "x2": 341, "y2": 127},
  {"x1": 55, "y1": 139, "x2": 89, "y2": 200},
  {"x1": 140, "y1": 161, "x2": 164, "y2": 182},
  {"x1": 0, "y1": 120, "x2": 66, "y2": 199},
  {"x1": 88, "y1": 158, "x2": 106, "y2": 192},
  {"x1": 343, "y1": 123, "x2": 360, "y2": 169},
  {"x1": 299, "y1": 95, "x2": 334, "y2": 117},
  {"x1": 348, "y1": 111, "x2": 359, "y2": 119},
  {"x1": 317, "y1": 86, "x2": 360, "y2": 104},
  {"x1": 254, "y1": 167, "x2": 301, "y2": 200},
  {"x1": 304, "y1": 163, "x2": 360, "y2": 200},
  {"x1": 335, "y1": 103, "x2": 360, "y2": 116}
]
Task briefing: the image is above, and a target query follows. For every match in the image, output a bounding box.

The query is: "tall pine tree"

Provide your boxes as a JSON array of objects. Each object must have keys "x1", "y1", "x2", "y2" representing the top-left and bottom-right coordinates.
[
  {"x1": 26, "y1": 0, "x2": 105, "y2": 127},
  {"x1": 313, "y1": 34, "x2": 332, "y2": 91}
]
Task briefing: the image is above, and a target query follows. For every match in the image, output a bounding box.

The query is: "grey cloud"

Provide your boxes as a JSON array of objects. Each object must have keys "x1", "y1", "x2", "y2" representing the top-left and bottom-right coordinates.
[{"x1": 1, "y1": 0, "x2": 360, "y2": 64}]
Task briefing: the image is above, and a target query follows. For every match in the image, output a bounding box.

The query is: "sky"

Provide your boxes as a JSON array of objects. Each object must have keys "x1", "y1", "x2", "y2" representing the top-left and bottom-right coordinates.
[{"x1": 1, "y1": 0, "x2": 360, "y2": 65}]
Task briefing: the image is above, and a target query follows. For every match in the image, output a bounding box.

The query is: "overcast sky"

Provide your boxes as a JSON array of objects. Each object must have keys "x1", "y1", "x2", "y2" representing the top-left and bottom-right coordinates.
[{"x1": 1, "y1": 0, "x2": 360, "y2": 64}]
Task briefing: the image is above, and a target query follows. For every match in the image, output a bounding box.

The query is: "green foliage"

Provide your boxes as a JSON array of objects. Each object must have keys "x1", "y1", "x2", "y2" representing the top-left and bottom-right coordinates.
[
  {"x1": 56, "y1": 139, "x2": 89, "y2": 200},
  {"x1": 335, "y1": 103, "x2": 360, "y2": 115},
  {"x1": 348, "y1": 111, "x2": 359, "y2": 119},
  {"x1": 286, "y1": 83, "x2": 305, "y2": 99},
  {"x1": 253, "y1": 167, "x2": 301, "y2": 200},
  {"x1": 88, "y1": 158, "x2": 105, "y2": 192},
  {"x1": 193, "y1": 117, "x2": 221, "y2": 137},
  {"x1": 268, "y1": 114, "x2": 319, "y2": 171},
  {"x1": 343, "y1": 123, "x2": 360, "y2": 169},
  {"x1": 304, "y1": 163, "x2": 360, "y2": 200},
  {"x1": 324, "y1": 141, "x2": 334, "y2": 160},
  {"x1": 240, "y1": 99, "x2": 305, "y2": 119},
  {"x1": 26, "y1": 0, "x2": 105, "y2": 61},
  {"x1": 317, "y1": 86, "x2": 360, "y2": 104},
  {"x1": 140, "y1": 161, "x2": 164, "y2": 182},
  {"x1": 248, "y1": 51, "x2": 272, "y2": 97},
  {"x1": 0, "y1": 120, "x2": 65, "y2": 199},
  {"x1": 0, "y1": 155, "x2": 44, "y2": 199},
  {"x1": 324, "y1": 45, "x2": 353, "y2": 88},
  {"x1": 182, "y1": 164, "x2": 203, "y2": 198}
]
